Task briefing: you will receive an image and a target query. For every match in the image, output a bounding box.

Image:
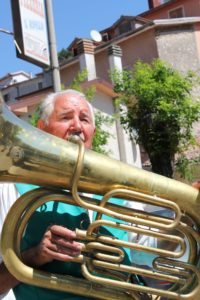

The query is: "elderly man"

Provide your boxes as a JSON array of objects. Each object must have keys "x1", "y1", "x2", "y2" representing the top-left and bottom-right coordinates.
[
  {"x1": 0, "y1": 89, "x2": 98, "y2": 299},
  {"x1": 2, "y1": 88, "x2": 198, "y2": 300},
  {"x1": 0, "y1": 89, "x2": 154, "y2": 300}
]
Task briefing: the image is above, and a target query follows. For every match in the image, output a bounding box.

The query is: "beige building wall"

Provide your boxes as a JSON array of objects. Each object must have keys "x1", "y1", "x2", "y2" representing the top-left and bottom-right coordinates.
[
  {"x1": 60, "y1": 61, "x2": 80, "y2": 88},
  {"x1": 92, "y1": 90, "x2": 141, "y2": 167},
  {"x1": 95, "y1": 50, "x2": 110, "y2": 82},
  {"x1": 92, "y1": 90, "x2": 120, "y2": 160},
  {"x1": 155, "y1": 24, "x2": 200, "y2": 73},
  {"x1": 194, "y1": 22, "x2": 200, "y2": 61}
]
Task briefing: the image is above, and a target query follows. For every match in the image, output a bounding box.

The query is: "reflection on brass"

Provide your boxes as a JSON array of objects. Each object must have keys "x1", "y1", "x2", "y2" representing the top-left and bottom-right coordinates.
[
  {"x1": 10, "y1": 146, "x2": 24, "y2": 163},
  {"x1": 1, "y1": 103, "x2": 200, "y2": 299}
]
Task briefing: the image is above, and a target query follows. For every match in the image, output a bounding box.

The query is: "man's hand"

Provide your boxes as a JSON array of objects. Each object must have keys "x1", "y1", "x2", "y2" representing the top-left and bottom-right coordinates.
[
  {"x1": 192, "y1": 181, "x2": 200, "y2": 189},
  {"x1": 0, "y1": 225, "x2": 83, "y2": 294},
  {"x1": 22, "y1": 225, "x2": 83, "y2": 267},
  {"x1": 0, "y1": 262, "x2": 19, "y2": 294}
]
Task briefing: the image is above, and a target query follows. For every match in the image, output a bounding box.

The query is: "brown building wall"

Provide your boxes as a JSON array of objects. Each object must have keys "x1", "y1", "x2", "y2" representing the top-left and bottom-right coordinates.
[
  {"x1": 148, "y1": 0, "x2": 162, "y2": 9},
  {"x1": 118, "y1": 29, "x2": 159, "y2": 68},
  {"x1": 181, "y1": 0, "x2": 200, "y2": 17},
  {"x1": 92, "y1": 29, "x2": 158, "y2": 82},
  {"x1": 142, "y1": 0, "x2": 200, "y2": 20}
]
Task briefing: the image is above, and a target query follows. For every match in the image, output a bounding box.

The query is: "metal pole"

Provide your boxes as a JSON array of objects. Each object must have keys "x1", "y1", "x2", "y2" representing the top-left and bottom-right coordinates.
[{"x1": 45, "y1": 0, "x2": 61, "y2": 92}]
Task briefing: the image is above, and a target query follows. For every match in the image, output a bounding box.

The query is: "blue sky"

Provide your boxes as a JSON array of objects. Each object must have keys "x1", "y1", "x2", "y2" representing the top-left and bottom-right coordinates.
[{"x1": 0, "y1": 1, "x2": 149, "y2": 78}]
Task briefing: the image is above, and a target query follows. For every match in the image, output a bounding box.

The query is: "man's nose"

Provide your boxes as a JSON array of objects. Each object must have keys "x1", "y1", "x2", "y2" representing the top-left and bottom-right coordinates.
[{"x1": 70, "y1": 117, "x2": 82, "y2": 132}]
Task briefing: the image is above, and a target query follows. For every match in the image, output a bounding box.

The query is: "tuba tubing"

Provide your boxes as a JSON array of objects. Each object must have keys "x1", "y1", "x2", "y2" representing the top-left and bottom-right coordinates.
[{"x1": 1, "y1": 101, "x2": 200, "y2": 299}]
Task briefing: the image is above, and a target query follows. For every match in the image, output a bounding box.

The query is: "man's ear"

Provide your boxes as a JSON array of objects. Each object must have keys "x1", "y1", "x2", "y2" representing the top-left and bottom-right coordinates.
[{"x1": 37, "y1": 119, "x2": 45, "y2": 130}]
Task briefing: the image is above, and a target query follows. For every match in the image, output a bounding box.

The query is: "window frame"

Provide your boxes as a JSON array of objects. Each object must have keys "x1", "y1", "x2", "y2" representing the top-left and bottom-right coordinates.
[{"x1": 168, "y1": 5, "x2": 185, "y2": 19}]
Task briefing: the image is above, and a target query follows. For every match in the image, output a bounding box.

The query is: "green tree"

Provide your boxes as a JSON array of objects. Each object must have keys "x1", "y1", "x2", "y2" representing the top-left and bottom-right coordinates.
[
  {"x1": 30, "y1": 105, "x2": 41, "y2": 127},
  {"x1": 92, "y1": 111, "x2": 114, "y2": 155},
  {"x1": 69, "y1": 69, "x2": 96, "y2": 101},
  {"x1": 112, "y1": 59, "x2": 200, "y2": 178},
  {"x1": 58, "y1": 48, "x2": 73, "y2": 62}
]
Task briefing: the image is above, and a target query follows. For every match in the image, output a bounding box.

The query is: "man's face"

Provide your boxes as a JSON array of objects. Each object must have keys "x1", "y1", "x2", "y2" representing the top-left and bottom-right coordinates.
[{"x1": 38, "y1": 93, "x2": 95, "y2": 149}]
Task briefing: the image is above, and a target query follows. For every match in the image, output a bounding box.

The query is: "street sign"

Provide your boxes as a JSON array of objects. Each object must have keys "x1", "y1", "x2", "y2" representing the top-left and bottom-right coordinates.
[{"x1": 10, "y1": 0, "x2": 50, "y2": 67}]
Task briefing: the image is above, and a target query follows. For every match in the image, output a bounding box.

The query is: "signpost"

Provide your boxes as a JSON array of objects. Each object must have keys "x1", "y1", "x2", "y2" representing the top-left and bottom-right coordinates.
[
  {"x1": 10, "y1": 0, "x2": 61, "y2": 91},
  {"x1": 11, "y1": 0, "x2": 50, "y2": 67}
]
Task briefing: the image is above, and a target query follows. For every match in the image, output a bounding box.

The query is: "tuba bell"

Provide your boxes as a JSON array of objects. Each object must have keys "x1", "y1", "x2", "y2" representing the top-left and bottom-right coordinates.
[{"x1": 0, "y1": 99, "x2": 200, "y2": 300}]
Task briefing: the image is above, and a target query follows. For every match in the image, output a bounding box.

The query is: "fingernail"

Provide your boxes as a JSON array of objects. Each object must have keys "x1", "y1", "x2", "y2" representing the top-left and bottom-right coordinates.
[
  {"x1": 70, "y1": 231, "x2": 76, "y2": 239},
  {"x1": 77, "y1": 244, "x2": 83, "y2": 251}
]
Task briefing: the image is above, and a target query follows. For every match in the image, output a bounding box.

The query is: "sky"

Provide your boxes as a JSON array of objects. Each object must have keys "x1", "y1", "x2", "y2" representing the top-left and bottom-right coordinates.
[{"x1": 0, "y1": 0, "x2": 149, "y2": 78}]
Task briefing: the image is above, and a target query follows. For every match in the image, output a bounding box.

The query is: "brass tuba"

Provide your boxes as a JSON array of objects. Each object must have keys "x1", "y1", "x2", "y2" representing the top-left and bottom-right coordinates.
[{"x1": 0, "y1": 99, "x2": 200, "y2": 300}]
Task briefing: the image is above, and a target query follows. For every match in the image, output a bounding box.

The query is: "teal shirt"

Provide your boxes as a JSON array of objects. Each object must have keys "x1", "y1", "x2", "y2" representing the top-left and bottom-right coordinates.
[{"x1": 13, "y1": 184, "x2": 131, "y2": 300}]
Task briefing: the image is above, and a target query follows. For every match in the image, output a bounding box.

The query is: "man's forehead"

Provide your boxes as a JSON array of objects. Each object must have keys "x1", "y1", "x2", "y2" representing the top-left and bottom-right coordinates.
[
  {"x1": 56, "y1": 94, "x2": 88, "y2": 106},
  {"x1": 55, "y1": 94, "x2": 91, "y2": 115}
]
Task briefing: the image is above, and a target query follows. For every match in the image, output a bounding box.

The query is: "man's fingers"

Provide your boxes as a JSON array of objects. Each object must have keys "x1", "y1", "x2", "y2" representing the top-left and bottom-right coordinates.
[
  {"x1": 48, "y1": 225, "x2": 83, "y2": 252},
  {"x1": 43, "y1": 247, "x2": 81, "y2": 261},
  {"x1": 50, "y1": 225, "x2": 76, "y2": 240},
  {"x1": 51, "y1": 235, "x2": 83, "y2": 251},
  {"x1": 34, "y1": 225, "x2": 83, "y2": 264}
]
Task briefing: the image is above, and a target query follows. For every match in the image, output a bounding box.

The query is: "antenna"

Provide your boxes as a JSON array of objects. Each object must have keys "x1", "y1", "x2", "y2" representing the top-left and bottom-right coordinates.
[
  {"x1": 0, "y1": 28, "x2": 22, "y2": 54},
  {"x1": 90, "y1": 30, "x2": 102, "y2": 42}
]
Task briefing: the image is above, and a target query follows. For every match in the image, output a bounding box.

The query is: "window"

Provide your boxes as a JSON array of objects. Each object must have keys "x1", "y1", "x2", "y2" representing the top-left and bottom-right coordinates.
[
  {"x1": 102, "y1": 33, "x2": 109, "y2": 42},
  {"x1": 73, "y1": 48, "x2": 78, "y2": 56},
  {"x1": 38, "y1": 82, "x2": 43, "y2": 90},
  {"x1": 169, "y1": 6, "x2": 184, "y2": 18},
  {"x1": 118, "y1": 22, "x2": 132, "y2": 35},
  {"x1": 3, "y1": 93, "x2": 10, "y2": 103}
]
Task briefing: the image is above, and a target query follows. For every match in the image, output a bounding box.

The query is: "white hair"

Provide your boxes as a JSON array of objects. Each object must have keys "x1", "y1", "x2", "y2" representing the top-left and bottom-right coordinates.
[{"x1": 39, "y1": 89, "x2": 95, "y2": 126}]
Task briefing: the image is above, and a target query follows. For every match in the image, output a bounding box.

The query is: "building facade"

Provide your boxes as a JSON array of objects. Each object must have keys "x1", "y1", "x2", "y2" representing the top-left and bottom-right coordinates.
[{"x1": 1, "y1": 0, "x2": 199, "y2": 169}]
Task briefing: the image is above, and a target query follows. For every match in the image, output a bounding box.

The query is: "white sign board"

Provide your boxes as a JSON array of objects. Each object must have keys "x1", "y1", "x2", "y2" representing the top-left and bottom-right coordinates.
[{"x1": 16, "y1": 0, "x2": 50, "y2": 67}]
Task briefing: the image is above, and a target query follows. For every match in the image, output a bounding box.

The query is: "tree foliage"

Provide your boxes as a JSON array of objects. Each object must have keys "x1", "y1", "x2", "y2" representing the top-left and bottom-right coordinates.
[
  {"x1": 69, "y1": 69, "x2": 96, "y2": 101},
  {"x1": 30, "y1": 105, "x2": 41, "y2": 127},
  {"x1": 112, "y1": 59, "x2": 200, "y2": 178},
  {"x1": 92, "y1": 111, "x2": 114, "y2": 155},
  {"x1": 58, "y1": 48, "x2": 73, "y2": 62}
]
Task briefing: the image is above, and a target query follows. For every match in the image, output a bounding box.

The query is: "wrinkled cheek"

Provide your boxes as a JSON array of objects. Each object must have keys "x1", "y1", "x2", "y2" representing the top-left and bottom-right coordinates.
[
  {"x1": 85, "y1": 142, "x2": 92, "y2": 149},
  {"x1": 51, "y1": 125, "x2": 68, "y2": 139},
  {"x1": 85, "y1": 134, "x2": 94, "y2": 149}
]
